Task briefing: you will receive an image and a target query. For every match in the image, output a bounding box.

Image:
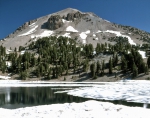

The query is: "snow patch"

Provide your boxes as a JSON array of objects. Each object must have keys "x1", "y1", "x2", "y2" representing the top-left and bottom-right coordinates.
[
  {"x1": 66, "y1": 26, "x2": 78, "y2": 32},
  {"x1": 0, "y1": 76, "x2": 11, "y2": 80},
  {"x1": 36, "y1": 30, "x2": 53, "y2": 38},
  {"x1": 29, "y1": 22, "x2": 36, "y2": 27},
  {"x1": 62, "y1": 33, "x2": 71, "y2": 38},
  {"x1": 6, "y1": 61, "x2": 11, "y2": 67},
  {"x1": 93, "y1": 34, "x2": 96, "y2": 37},
  {"x1": 31, "y1": 35, "x2": 35, "y2": 39},
  {"x1": 85, "y1": 30, "x2": 90, "y2": 34},
  {"x1": 82, "y1": 39, "x2": 86, "y2": 44},
  {"x1": 18, "y1": 25, "x2": 38, "y2": 36},
  {"x1": 104, "y1": 20, "x2": 110, "y2": 23},
  {"x1": 79, "y1": 30, "x2": 91, "y2": 43},
  {"x1": 20, "y1": 50, "x2": 25, "y2": 55},
  {"x1": 138, "y1": 50, "x2": 146, "y2": 58},
  {"x1": 96, "y1": 30, "x2": 102, "y2": 33},
  {"x1": 79, "y1": 32, "x2": 87, "y2": 40},
  {"x1": 105, "y1": 30, "x2": 136, "y2": 45},
  {"x1": 95, "y1": 37, "x2": 98, "y2": 40},
  {"x1": 62, "y1": 19, "x2": 71, "y2": 23}
]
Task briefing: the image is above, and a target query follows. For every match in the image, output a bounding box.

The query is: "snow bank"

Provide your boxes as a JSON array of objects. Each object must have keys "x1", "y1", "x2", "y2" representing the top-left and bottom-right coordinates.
[
  {"x1": 0, "y1": 100, "x2": 149, "y2": 118},
  {"x1": 56, "y1": 81, "x2": 150, "y2": 104},
  {"x1": 138, "y1": 50, "x2": 146, "y2": 58},
  {"x1": 105, "y1": 30, "x2": 136, "y2": 45},
  {"x1": 0, "y1": 76, "x2": 11, "y2": 80},
  {"x1": 18, "y1": 25, "x2": 38, "y2": 36},
  {"x1": 66, "y1": 26, "x2": 78, "y2": 32}
]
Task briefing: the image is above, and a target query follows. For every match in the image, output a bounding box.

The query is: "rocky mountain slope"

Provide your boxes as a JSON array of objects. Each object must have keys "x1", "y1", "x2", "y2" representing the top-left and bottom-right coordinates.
[{"x1": 1, "y1": 8, "x2": 150, "y2": 49}]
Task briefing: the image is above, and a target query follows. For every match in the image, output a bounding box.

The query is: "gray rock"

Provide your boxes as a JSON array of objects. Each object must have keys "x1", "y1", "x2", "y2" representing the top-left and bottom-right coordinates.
[{"x1": 47, "y1": 15, "x2": 63, "y2": 30}]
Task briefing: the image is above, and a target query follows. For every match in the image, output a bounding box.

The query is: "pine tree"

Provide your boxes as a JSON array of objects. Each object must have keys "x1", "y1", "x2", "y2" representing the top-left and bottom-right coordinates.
[
  {"x1": 121, "y1": 56, "x2": 128, "y2": 73},
  {"x1": 19, "y1": 71, "x2": 27, "y2": 80},
  {"x1": 90, "y1": 63, "x2": 96, "y2": 78},
  {"x1": 96, "y1": 61, "x2": 101, "y2": 76},
  {"x1": 132, "y1": 63, "x2": 138, "y2": 78},
  {"x1": 95, "y1": 43, "x2": 101, "y2": 55},
  {"x1": 109, "y1": 57, "x2": 113, "y2": 74},
  {"x1": 145, "y1": 64, "x2": 149, "y2": 75},
  {"x1": 83, "y1": 59, "x2": 89, "y2": 73},
  {"x1": 101, "y1": 60, "x2": 105, "y2": 76},
  {"x1": 147, "y1": 56, "x2": 150, "y2": 68}
]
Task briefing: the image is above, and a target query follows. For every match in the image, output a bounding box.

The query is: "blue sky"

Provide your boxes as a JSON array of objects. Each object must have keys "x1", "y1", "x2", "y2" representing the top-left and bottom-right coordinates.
[{"x1": 0, "y1": 0, "x2": 150, "y2": 39}]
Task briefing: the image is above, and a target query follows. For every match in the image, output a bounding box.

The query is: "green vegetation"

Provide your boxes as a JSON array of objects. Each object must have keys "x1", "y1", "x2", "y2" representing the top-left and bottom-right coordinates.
[{"x1": 0, "y1": 35, "x2": 149, "y2": 80}]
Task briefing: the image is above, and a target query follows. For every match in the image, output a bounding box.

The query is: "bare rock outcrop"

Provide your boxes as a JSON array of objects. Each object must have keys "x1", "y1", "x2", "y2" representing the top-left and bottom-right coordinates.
[
  {"x1": 47, "y1": 15, "x2": 63, "y2": 30},
  {"x1": 66, "y1": 11, "x2": 83, "y2": 21}
]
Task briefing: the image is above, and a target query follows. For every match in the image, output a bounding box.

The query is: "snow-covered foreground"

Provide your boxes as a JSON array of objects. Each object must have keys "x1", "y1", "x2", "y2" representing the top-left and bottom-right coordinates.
[
  {"x1": 0, "y1": 100, "x2": 149, "y2": 118},
  {"x1": 56, "y1": 80, "x2": 150, "y2": 104}
]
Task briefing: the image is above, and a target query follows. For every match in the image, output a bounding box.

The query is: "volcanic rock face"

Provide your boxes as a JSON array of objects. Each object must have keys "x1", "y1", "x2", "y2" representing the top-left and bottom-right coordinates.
[
  {"x1": 66, "y1": 11, "x2": 83, "y2": 21},
  {"x1": 47, "y1": 15, "x2": 63, "y2": 30},
  {"x1": 47, "y1": 11, "x2": 84, "y2": 30},
  {"x1": 17, "y1": 19, "x2": 37, "y2": 31}
]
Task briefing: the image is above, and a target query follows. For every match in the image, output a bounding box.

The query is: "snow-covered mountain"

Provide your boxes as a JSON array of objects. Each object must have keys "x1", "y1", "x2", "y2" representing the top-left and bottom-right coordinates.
[{"x1": 1, "y1": 8, "x2": 150, "y2": 49}]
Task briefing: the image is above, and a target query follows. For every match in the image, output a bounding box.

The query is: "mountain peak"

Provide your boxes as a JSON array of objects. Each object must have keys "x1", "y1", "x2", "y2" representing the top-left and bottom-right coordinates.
[{"x1": 1, "y1": 8, "x2": 150, "y2": 49}]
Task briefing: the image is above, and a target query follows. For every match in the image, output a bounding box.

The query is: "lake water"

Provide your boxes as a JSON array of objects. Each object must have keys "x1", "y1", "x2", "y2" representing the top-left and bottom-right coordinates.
[{"x1": 0, "y1": 85, "x2": 149, "y2": 109}]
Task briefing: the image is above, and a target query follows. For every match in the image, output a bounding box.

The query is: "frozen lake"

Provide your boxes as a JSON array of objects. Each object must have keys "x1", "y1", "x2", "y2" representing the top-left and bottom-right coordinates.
[{"x1": 0, "y1": 80, "x2": 149, "y2": 109}]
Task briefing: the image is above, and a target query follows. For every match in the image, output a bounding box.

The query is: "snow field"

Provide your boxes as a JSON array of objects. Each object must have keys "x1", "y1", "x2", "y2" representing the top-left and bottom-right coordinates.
[{"x1": 0, "y1": 100, "x2": 149, "y2": 118}]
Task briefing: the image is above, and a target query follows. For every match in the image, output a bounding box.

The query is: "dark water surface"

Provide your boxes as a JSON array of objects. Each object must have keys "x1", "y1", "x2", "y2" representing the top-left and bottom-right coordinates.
[{"x1": 0, "y1": 86, "x2": 149, "y2": 109}]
